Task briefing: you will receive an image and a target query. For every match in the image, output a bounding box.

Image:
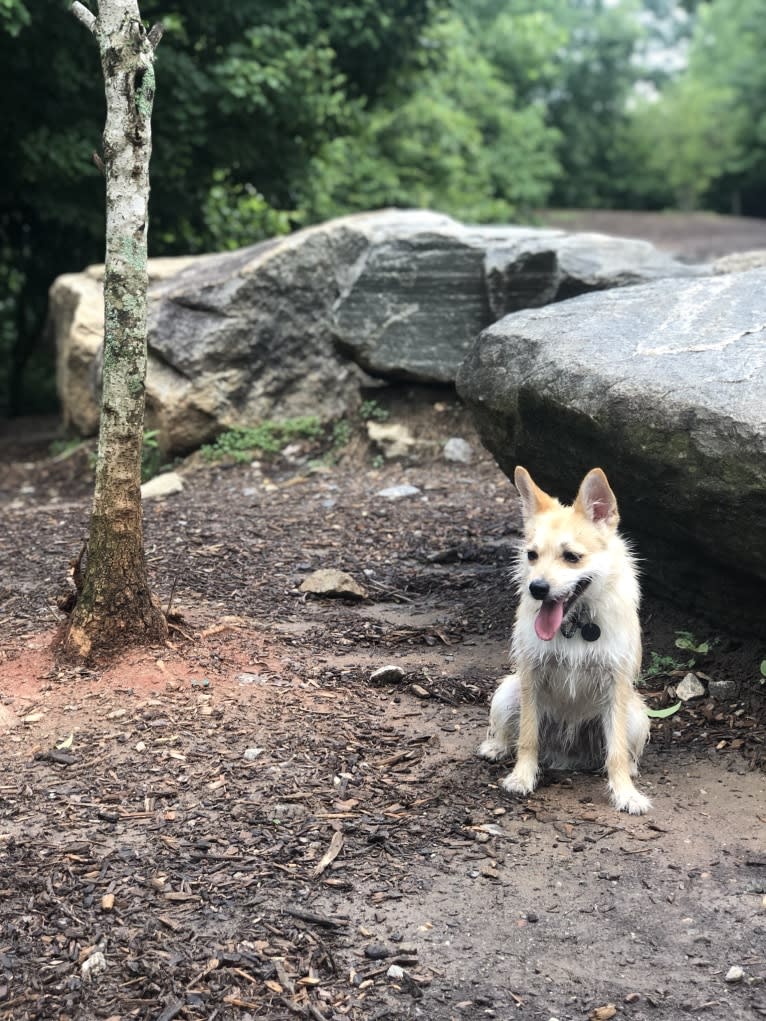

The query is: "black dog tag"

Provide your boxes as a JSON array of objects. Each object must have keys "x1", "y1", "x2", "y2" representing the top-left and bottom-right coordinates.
[{"x1": 581, "y1": 622, "x2": 601, "y2": 642}]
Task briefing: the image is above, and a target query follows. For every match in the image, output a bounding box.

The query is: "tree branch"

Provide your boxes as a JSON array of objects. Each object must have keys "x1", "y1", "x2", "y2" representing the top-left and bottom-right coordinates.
[
  {"x1": 147, "y1": 22, "x2": 164, "y2": 50},
  {"x1": 71, "y1": 2, "x2": 96, "y2": 34}
]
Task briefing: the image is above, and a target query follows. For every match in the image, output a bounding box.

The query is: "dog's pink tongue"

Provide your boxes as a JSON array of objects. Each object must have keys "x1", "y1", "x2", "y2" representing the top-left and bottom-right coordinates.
[{"x1": 535, "y1": 599, "x2": 565, "y2": 641}]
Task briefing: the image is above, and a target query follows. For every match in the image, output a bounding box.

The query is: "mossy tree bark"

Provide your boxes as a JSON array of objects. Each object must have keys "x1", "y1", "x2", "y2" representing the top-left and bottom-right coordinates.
[{"x1": 66, "y1": 0, "x2": 167, "y2": 658}]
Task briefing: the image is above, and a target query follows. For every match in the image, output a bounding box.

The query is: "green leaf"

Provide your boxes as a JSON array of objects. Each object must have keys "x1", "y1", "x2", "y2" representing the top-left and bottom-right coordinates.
[{"x1": 646, "y1": 702, "x2": 682, "y2": 720}]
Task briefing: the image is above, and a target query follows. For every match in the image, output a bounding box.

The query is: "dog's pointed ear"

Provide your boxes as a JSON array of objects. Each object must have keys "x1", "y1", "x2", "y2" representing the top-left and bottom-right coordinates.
[
  {"x1": 514, "y1": 466, "x2": 553, "y2": 520},
  {"x1": 574, "y1": 468, "x2": 619, "y2": 529}
]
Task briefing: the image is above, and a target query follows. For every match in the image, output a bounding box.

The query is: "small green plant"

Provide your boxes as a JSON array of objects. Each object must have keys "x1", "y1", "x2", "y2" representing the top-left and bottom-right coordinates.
[
  {"x1": 674, "y1": 630, "x2": 714, "y2": 656},
  {"x1": 200, "y1": 417, "x2": 323, "y2": 463},
  {"x1": 141, "y1": 429, "x2": 165, "y2": 482},
  {"x1": 642, "y1": 630, "x2": 718, "y2": 686},
  {"x1": 331, "y1": 419, "x2": 353, "y2": 450},
  {"x1": 641, "y1": 650, "x2": 689, "y2": 683},
  {"x1": 49, "y1": 437, "x2": 84, "y2": 459},
  {"x1": 360, "y1": 399, "x2": 389, "y2": 422}
]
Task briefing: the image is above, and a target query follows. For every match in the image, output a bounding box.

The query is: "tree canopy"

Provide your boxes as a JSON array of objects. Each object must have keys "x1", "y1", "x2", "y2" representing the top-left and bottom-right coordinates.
[{"x1": 2, "y1": 0, "x2": 765, "y2": 416}]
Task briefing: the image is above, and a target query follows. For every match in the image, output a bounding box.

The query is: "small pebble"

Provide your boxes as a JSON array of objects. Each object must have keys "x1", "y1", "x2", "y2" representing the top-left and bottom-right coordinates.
[
  {"x1": 364, "y1": 943, "x2": 391, "y2": 960},
  {"x1": 676, "y1": 672, "x2": 706, "y2": 701},
  {"x1": 237, "y1": 672, "x2": 265, "y2": 685},
  {"x1": 443, "y1": 437, "x2": 473, "y2": 464},
  {"x1": 526, "y1": 911, "x2": 538, "y2": 923},
  {"x1": 725, "y1": 965, "x2": 744, "y2": 983},
  {"x1": 243, "y1": 747, "x2": 264, "y2": 761},
  {"x1": 387, "y1": 965, "x2": 405, "y2": 981},
  {"x1": 81, "y1": 951, "x2": 107, "y2": 981},
  {"x1": 708, "y1": 677, "x2": 739, "y2": 699},
  {"x1": 370, "y1": 665, "x2": 405, "y2": 684},
  {"x1": 376, "y1": 484, "x2": 421, "y2": 501}
]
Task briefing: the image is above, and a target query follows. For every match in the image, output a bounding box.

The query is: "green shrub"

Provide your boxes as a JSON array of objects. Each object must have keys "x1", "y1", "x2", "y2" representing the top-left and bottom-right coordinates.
[{"x1": 200, "y1": 417, "x2": 323, "y2": 463}]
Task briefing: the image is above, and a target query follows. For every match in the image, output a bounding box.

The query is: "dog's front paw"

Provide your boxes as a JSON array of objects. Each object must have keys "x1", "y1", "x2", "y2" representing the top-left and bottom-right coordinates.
[
  {"x1": 501, "y1": 763, "x2": 538, "y2": 797},
  {"x1": 611, "y1": 785, "x2": 651, "y2": 815},
  {"x1": 478, "y1": 736, "x2": 510, "y2": 762}
]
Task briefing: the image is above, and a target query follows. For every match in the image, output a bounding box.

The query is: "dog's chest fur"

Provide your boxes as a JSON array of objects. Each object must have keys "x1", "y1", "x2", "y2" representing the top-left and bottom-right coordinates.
[{"x1": 513, "y1": 603, "x2": 628, "y2": 723}]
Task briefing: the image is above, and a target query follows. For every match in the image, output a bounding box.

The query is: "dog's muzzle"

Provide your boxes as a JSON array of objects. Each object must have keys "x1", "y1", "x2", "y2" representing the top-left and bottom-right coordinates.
[{"x1": 532, "y1": 577, "x2": 592, "y2": 641}]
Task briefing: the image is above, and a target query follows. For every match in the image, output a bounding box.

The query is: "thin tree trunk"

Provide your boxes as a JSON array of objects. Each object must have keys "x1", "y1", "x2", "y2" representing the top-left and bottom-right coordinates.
[{"x1": 66, "y1": 0, "x2": 167, "y2": 657}]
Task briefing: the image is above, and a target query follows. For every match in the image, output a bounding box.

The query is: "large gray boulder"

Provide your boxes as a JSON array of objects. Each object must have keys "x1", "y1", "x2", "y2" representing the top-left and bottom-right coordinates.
[
  {"x1": 51, "y1": 256, "x2": 199, "y2": 437},
  {"x1": 52, "y1": 209, "x2": 698, "y2": 453},
  {"x1": 457, "y1": 269, "x2": 766, "y2": 635}
]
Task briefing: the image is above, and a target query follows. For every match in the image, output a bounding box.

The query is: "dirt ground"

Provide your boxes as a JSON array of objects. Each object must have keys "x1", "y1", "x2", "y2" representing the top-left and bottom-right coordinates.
[
  {"x1": 540, "y1": 209, "x2": 766, "y2": 262},
  {"x1": 0, "y1": 385, "x2": 764, "y2": 1021}
]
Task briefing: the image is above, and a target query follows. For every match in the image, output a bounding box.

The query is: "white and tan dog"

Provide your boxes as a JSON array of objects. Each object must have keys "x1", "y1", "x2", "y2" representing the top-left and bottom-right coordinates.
[{"x1": 479, "y1": 466, "x2": 651, "y2": 814}]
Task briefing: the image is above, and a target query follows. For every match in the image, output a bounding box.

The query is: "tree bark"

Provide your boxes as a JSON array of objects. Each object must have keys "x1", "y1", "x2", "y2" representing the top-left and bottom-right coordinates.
[{"x1": 65, "y1": 0, "x2": 167, "y2": 658}]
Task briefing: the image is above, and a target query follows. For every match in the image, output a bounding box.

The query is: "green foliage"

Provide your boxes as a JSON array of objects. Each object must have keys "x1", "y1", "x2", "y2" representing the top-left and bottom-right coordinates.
[
  {"x1": 359, "y1": 400, "x2": 390, "y2": 422},
  {"x1": 303, "y1": 11, "x2": 560, "y2": 222},
  {"x1": 200, "y1": 417, "x2": 323, "y2": 463},
  {"x1": 0, "y1": 0, "x2": 29, "y2": 35},
  {"x1": 618, "y1": 0, "x2": 766, "y2": 214},
  {"x1": 642, "y1": 629, "x2": 717, "y2": 685},
  {"x1": 331, "y1": 419, "x2": 353, "y2": 450},
  {"x1": 625, "y1": 67, "x2": 744, "y2": 211},
  {"x1": 0, "y1": 0, "x2": 435, "y2": 413},
  {"x1": 544, "y1": 0, "x2": 645, "y2": 208},
  {"x1": 49, "y1": 436, "x2": 84, "y2": 459},
  {"x1": 641, "y1": 649, "x2": 690, "y2": 683},
  {"x1": 646, "y1": 701, "x2": 682, "y2": 719},
  {"x1": 674, "y1": 630, "x2": 713, "y2": 656},
  {"x1": 140, "y1": 429, "x2": 166, "y2": 483},
  {"x1": 201, "y1": 171, "x2": 293, "y2": 252}
]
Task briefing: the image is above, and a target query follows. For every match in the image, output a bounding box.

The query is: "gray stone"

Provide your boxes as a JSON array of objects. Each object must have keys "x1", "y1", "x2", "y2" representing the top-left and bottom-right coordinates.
[
  {"x1": 51, "y1": 257, "x2": 200, "y2": 437},
  {"x1": 443, "y1": 437, "x2": 473, "y2": 463},
  {"x1": 676, "y1": 673, "x2": 706, "y2": 702},
  {"x1": 81, "y1": 951, "x2": 107, "y2": 981},
  {"x1": 370, "y1": 665, "x2": 405, "y2": 684},
  {"x1": 724, "y1": 965, "x2": 744, "y2": 984},
  {"x1": 52, "y1": 211, "x2": 696, "y2": 454},
  {"x1": 457, "y1": 269, "x2": 766, "y2": 635},
  {"x1": 243, "y1": 747, "x2": 264, "y2": 761},
  {"x1": 485, "y1": 232, "x2": 698, "y2": 320},
  {"x1": 299, "y1": 569, "x2": 367, "y2": 599},
  {"x1": 140, "y1": 470, "x2": 184, "y2": 500},
  {"x1": 376, "y1": 484, "x2": 421, "y2": 501},
  {"x1": 237, "y1": 672, "x2": 266, "y2": 685},
  {"x1": 364, "y1": 943, "x2": 391, "y2": 960},
  {"x1": 707, "y1": 678, "x2": 740, "y2": 701}
]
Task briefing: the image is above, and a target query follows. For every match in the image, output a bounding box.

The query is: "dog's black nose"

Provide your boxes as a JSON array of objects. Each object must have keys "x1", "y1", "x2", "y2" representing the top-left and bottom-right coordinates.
[{"x1": 529, "y1": 579, "x2": 550, "y2": 601}]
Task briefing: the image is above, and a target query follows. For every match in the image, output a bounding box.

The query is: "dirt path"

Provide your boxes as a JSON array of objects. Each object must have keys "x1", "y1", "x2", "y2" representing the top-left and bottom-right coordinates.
[
  {"x1": 1, "y1": 396, "x2": 764, "y2": 1020},
  {"x1": 540, "y1": 209, "x2": 766, "y2": 263}
]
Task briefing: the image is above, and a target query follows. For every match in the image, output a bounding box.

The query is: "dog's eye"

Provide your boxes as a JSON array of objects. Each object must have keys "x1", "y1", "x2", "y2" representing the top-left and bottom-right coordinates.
[
  {"x1": 563, "y1": 550, "x2": 582, "y2": 564},
  {"x1": 527, "y1": 550, "x2": 538, "y2": 562}
]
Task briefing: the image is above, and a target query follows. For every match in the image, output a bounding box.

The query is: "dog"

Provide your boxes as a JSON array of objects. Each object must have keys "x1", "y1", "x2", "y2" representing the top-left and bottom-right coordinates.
[{"x1": 479, "y1": 466, "x2": 651, "y2": 814}]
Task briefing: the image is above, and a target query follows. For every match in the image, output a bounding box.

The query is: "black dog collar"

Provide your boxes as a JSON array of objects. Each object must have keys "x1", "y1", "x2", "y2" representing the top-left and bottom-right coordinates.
[{"x1": 560, "y1": 613, "x2": 601, "y2": 642}]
